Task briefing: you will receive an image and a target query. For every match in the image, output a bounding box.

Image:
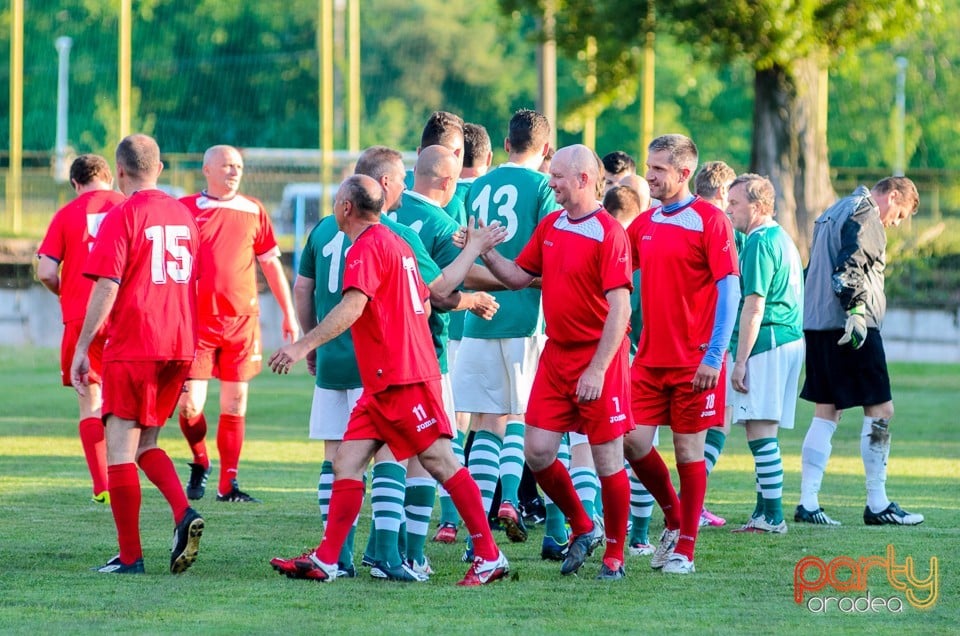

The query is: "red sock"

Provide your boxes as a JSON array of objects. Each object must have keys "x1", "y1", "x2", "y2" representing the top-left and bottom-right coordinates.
[
  {"x1": 179, "y1": 413, "x2": 209, "y2": 469},
  {"x1": 315, "y1": 479, "x2": 364, "y2": 564},
  {"x1": 108, "y1": 463, "x2": 142, "y2": 564},
  {"x1": 78, "y1": 417, "x2": 108, "y2": 495},
  {"x1": 599, "y1": 469, "x2": 630, "y2": 565},
  {"x1": 628, "y1": 448, "x2": 681, "y2": 530},
  {"x1": 533, "y1": 459, "x2": 592, "y2": 536},
  {"x1": 217, "y1": 414, "x2": 245, "y2": 494},
  {"x1": 674, "y1": 460, "x2": 707, "y2": 561},
  {"x1": 443, "y1": 468, "x2": 498, "y2": 560},
  {"x1": 137, "y1": 448, "x2": 189, "y2": 524}
]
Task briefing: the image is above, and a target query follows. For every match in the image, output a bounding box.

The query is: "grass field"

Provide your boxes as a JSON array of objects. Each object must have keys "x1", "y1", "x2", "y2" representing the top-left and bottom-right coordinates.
[{"x1": 0, "y1": 347, "x2": 956, "y2": 634}]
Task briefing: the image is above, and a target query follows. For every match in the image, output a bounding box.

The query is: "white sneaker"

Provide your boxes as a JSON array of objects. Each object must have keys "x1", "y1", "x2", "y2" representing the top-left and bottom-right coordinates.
[
  {"x1": 650, "y1": 528, "x2": 679, "y2": 570},
  {"x1": 406, "y1": 556, "x2": 434, "y2": 578},
  {"x1": 752, "y1": 517, "x2": 788, "y2": 534},
  {"x1": 628, "y1": 542, "x2": 655, "y2": 556},
  {"x1": 662, "y1": 553, "x2": 696, "y2": 574},
  {"x1": 457, "y1": 550, "x2": 510, "y2": 586}
]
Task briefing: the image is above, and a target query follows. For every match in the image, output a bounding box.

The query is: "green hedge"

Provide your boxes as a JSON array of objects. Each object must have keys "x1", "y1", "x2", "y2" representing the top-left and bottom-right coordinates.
[{"x1": 885, "y1": 219, "x2": 960, "y2": 311}]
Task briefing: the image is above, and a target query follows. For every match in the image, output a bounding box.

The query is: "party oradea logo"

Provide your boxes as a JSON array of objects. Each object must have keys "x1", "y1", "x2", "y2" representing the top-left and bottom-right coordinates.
[{"x1": 794, "y1": 544, "x2": 938, "y2": 613}]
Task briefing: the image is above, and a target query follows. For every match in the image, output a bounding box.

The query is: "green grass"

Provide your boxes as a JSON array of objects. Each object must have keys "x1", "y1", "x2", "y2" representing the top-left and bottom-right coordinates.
[{"x1": 0, "y1": 347, "x2": 956, "y2": 634}]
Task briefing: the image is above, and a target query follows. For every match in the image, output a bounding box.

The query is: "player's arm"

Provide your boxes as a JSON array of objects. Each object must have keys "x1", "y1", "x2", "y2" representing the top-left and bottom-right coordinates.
[
  {"x1": 430, "y1": 216, "x2": 508, "y2": 297},
  {"x1": 70, "y1": 277, "x2": 119, "y2": 395},
  {"x1": 576, "y1": 287, "x2": 631, "y2": 402},
  {"x1": 693, "y1": 274, "x2": 741, "y2": 391},
  {"x1": 36, "y1": 256, "x2": 61, "y2": 295},
  {"x1": 831, "y1": 212, "x2": 871, "y2": 311},
  {"x1": 269, "y1": 288, "x2": 366, "y2": 374},
  {"x1": 731, "y1": 294, "x2": 765, "y2": 393},
  {"x1": 293, "y1": 274, "x2": 318, "y2": 376},
  {"x1": 260, "y1": 254, "x2": 300, "y2": 343}
]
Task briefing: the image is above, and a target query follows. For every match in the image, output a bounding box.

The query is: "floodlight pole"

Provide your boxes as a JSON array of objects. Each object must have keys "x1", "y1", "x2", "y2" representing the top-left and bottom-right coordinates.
[
  {"x1": 8, "y1": 0, "x2": 24, "y2": 233},
  {"x1": 537, "y1": 0, "x2": 557, "y2": 150},
  {"x1": 895, "y1": 56, "x2": 907, "y2": 177},
  {"x1": 119, "y1": 0, "x2": 131, "y2": 139},
  {"x1": 55, "y1": 36, "x2": 73, "y2": 183},
  {"x1": 319, "y1": 0, "x2": 334, "y2": 220}
]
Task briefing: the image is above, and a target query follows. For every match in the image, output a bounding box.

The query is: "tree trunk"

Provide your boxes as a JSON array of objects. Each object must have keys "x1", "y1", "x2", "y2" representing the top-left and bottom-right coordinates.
[{"x1": 751, "y1": 55, "x2": 836, "y2": 261}]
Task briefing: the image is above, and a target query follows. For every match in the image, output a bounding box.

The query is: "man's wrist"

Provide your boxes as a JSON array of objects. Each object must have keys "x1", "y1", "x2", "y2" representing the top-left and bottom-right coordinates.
[{"x1": 847, "y1": 304, "x2": 865, "y2": 316}]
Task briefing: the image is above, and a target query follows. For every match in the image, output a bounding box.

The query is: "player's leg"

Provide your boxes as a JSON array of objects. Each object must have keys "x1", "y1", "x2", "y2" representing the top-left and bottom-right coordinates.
[
  {"x1": 862, "y1": 400, "x2": 923, "y2": 525},
  {"x1": 569, "y1": 434, "x2": 600, "y2": 523},
  {"x1": 368, "y1": 448, "x2": 421, "y2": 581},
  {"x1": 403, "y1": 455, "x2": 436, "y2": 576},
  {"x1": 591, "y1": 435, "x2": 630, "y2": 580},
  {"x1": 78, "y1": 383, "x2": 108, "y2": 502},
  {"x1": 216, "y1": 380, "x2": 257, "y2": 501},
  {"x1": 178, "y1": 378, "x2": 212, "y2": 499},
  {"x1": 540, "y1": 434, "x2": 570, "y2": 561},
  {"x1": 468, "y1": 412, "x2": 506, "y2": 524}
]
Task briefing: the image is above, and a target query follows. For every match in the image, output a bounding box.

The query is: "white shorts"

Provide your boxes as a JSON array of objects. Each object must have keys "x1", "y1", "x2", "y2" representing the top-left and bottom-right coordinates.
[
  {"x1": 451, "y1": 336, "x2": 543, "y2": 414},
  {"x1": 448, "y1": 339, "x2": 461, "y2": 377},
  {"x1": 308, "y1": 386, "x2": 363, "y2": 440},
  {"x1": 440, "y1": 372, "x2": 456, "y2": 428},
  {"x1": 730, "y1": 339, "x2": 804, "y2": 430},
  {"x1": 724, "y1": 350, "x2": 735, "y2": 407}
]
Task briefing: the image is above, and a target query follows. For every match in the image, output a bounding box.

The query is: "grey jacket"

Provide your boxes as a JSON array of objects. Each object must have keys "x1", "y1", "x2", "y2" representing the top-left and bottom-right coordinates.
[{"x1": 803, "y1": 185, "x2": 887, "y2": 330}]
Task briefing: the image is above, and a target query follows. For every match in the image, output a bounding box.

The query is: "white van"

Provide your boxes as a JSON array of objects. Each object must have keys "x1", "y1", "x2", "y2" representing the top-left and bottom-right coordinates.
[{"x1": 272, "y1": 182, "x2": 337, "y2": 235}]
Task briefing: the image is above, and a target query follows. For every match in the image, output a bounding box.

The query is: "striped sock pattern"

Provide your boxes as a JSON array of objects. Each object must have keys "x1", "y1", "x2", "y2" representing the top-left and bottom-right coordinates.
[
  {"x1": 403, "y1": 477, "x2": 436, "y2": 565},
  {"x1": 749, "y1": 437, "x2": 784, "y2": 524},
  {"x1": 371, "y1": 461, "x2": 406, "y2": 567},
  {"x1": 628, "y1": 470, "x2": 654, "y2": 544},
  {"x1": 318, "y1": 460, "x2": 334, "y2": 520},
  {"x1": 499, "y1": 421, "x2": 525, "y2": 504},
  {"x1": 703, "y1": 427, "x2": 727, "y2": 476},
  {"x1": 570, "y1": 467, "x2": 599, "y2": 519},
  {"x1": 467, "y1": 431, "x2": 502, "y2": 516}
]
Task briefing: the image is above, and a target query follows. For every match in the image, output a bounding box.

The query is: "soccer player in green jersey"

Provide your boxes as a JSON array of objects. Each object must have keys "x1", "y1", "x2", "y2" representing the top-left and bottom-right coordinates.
[
  {"x1": 725, "y1": 174, "x2": 804, "y2": 534},
  {"x1": 453, "y1": 110, "x2": 557, "y2": 547},
  {"x1": 404, "y1": 111, "x2": 468, "y2": 225}
]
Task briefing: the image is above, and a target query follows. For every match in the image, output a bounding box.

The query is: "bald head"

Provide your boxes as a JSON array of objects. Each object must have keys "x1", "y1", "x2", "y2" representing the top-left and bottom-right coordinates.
[
  {"x1": 338, "y1": 174, "x2": 385, "y2": 220},
  {"x1": 556, "y1": 145, "x2": 600, "y2": 185},
  {"x1": 413, "y1": 145, "x2": 458, "y2": 207},
  {"x1": 549, "y1": 145, "x2": 602, "y2": 216},
  {"x1": 202, "y1": 144, "x2": 244, "y2": 198},
  {"x1": 618, "y1": 174, "x2": 651, "y2": 210}
]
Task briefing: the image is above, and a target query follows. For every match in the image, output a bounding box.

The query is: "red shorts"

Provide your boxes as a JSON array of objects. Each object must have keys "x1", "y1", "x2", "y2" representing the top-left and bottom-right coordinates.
[
  {"x1": 343, "y1": 380, "x2": 453, "y2": 461},
  {"x1": 525, "y1": 338, "x2": 634, "y2": 445},
  {"x1": 189, "y1": 314, "x2": 262, "y2": 382},
  {"x1": 630, "y1": 363, "x2": 726, "y2": 433},
  {"x1": 102, "y1": 360, "x2": 192, "y2": 427},
  {"x1": 60, "y1": 320, "x2": 105, "y2": 387}
]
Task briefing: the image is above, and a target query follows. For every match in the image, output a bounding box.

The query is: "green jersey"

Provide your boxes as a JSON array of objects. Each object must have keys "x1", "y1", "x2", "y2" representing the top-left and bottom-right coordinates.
[
  {"x1": 447, "y1": 178, "x2": 475, "y2": 341},
  {"x1": 405, "y1": 168, "x2": 466, "y2": 225},
  {"x1": 730, "y1": 221, "x2": 804, "y2": 358},
  {"x1": 299, "y1": 215, "x2": 441, "y2": 389},
  {"x1": 463, "y1": 163, "x2": 557, "y2": 339},
  {"x1": 389, "y1": 190, "x2": 463, "y2": 373}
]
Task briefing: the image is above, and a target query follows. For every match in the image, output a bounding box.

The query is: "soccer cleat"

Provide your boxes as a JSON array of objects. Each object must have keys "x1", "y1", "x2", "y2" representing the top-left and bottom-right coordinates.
[
  {"x1": 457, "y1": 550, "x2": 510, "y2": 586},
  {"x1": 91, "y1": 491, "x2": 110, "y2": 505},
  {"x1": 699, "y1": 507, "x2": 726, "y2": 527},
  {"x1": 432, "y1": 522, "x2": 458, "y2": 544},
  {"x1": 95, "y1": 555, "x2": 145, "y2": 574},
  {"x1": 794, "y1": 505, "x2": 841, "y2": 526},
  {"x1": 730, "y1": 516, "x2": 761, "y2": 533},
  {"x1": 650, "y1": 528, "x2": 680, "y2": 570},
  {"x1": 596, "y1": 558, "x2": 626, "y2": 581},
  {"x1": 628, "y1": 541, "x2": 655, "y2": 557},
  {"x1": 186, "y1": 463, "x2": 211, "y2": 500},
  {"x1": 519, "y1": 496, "x2": 546, "y2": 525},
  {"x1": 370, "y1": 561, "x2": 429, "y2": 582},
  {"x1": 497, "y1": 501, "x2": 528, "y2": 543},
  {"x1": 560, "y1": 523, "x2": 601, "y2": 576},
  {"x1": 216, "y1": 479, "x2": 261, "y2": 503},
  {"x1": 662, "y1": 553, "x2": 696, "y2": 575},
  {"x1": 270, "y1": 551, "x2": 315, "y2": 576},
  {"x1": 170, "y1": 506, "x2": 204, "y2": 574},
  {"x1": 337, "y1": 563, "x2": 357, "y2": 578},
  {"x1": 540, "y1": 535, "x2": 568, "y2": 561},
  {"x1": 360, "y1": 553, "x2": 376, "y2": 568},
  {"x1": 405, "y1": 556, "x2": 434, "y2": 578},
  {"x1": 270, "y1": 551, "x2": 338, "y2": 581},
  {"x1": 863, "y1": 501, "x2": 924, "y2": 526}
]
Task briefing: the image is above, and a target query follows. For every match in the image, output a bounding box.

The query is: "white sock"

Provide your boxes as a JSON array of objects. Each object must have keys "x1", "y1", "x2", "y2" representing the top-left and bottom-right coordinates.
[
  {"x1": 799, "y1": 417, "x2": 837, "y2": 510},
  {"x1": 862, "y1": 417, "x2": 891, "y2": 513}
]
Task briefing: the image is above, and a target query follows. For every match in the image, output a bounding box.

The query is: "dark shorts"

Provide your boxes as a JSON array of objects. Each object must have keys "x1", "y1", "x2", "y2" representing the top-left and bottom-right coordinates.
[{"x1": 800, "y1": 329, "x2": 892, "y2": 409}]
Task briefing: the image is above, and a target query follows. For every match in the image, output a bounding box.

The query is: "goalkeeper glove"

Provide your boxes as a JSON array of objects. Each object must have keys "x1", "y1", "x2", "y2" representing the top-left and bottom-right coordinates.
[{"x1": 837, "y1": 305, "x2": 867, "y2": 349}]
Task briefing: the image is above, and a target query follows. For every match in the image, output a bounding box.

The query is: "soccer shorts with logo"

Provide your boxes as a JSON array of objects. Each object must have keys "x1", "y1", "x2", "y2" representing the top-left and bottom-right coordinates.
[
  {"x1": 309, "y1": 386, "x2": 364, "y2": 441},
  {"x1": 102, "y1": 360, "x2": 192, "y2": 427},
  {"x1": 631, "y1": 362, "x2": 727, "y2": 433},
  {"x1": 189, "y1": 314, "x2": 262, "y2": 382},
  {"x1": 61, "y1": 319, "x2": 105, "y2": 387},
  {"x1": 525, "y1": 337, "x2": 633, "y2": 445},
  {"x1": 343, "y1": 380, "x2": 454, "y2": 460},
  {"x1": 731, "y1": 339, "x2": 804, "y2": 429}
]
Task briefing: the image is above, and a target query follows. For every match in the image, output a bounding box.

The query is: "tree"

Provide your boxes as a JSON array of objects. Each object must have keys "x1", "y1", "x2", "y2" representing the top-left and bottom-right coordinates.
[{"x1": 499, "y1": 0, "x2": 932, "y2": 254}]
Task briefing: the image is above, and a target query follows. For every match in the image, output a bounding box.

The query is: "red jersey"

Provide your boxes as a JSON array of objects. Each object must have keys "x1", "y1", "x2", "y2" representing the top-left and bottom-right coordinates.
[
  {"x1": 180, "y1": 192, "x2": 280, "y2": 317},
  {"x1": 515, "y1": 208, "x2": 632, "y2": 347},
  {"x1": 38, "y1": 189, "x2": 125, "y2": 323},
  {"x1": 628, "y1": 197, "x2": 738, "y2": 368},
  {"x1": 342, "y1": 223, "x2": 438, "y2": 394},
  {"x1": 84, "y1": 189, "x2": 200, "y2": 362}
]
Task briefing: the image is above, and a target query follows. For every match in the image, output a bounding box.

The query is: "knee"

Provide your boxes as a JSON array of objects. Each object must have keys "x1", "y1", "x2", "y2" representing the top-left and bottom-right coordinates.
[{"x1": 524, "y1": 446, "x2": 554, "y2": 472}]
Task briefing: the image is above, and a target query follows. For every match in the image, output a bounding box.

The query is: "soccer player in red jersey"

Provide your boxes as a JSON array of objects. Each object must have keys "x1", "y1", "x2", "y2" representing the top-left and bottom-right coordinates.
[
  {"x1": 624, "y1": 134, "x2": 740, "y2": 575},
  {"x1": 70, "y1": 134, "x2": 204, "y2": 575},
  {"x1": 37, "y1": 154, "x2": 124, "y2": 505},
  {"x1": 267, "y1": 175, "x2": 510, "y2": 586},
  {"x1": 177, "y1": 145, "x2": 298, "y2": 503},
  {"x1": 477, "y1": 144, "x2": 635, "y2": 581}
]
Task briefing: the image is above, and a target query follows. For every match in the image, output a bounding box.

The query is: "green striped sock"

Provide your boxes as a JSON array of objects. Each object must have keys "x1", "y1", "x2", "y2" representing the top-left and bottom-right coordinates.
[
  {"x1": 704, "y1": 427, "x2": 727, "y2": 475},
  {"x1": 570, "y1": 466, "x2": 599, "y2": 519},
  {"x1": 467, "y1": 431, "x2": 502, "y2": 516},
  {"x1": 749, "y1": 437, "x2": 784, "y2": 524},
  {"x1": 403, "y1": 477, "x2": 436, "y2": 566},
  {"x1": 499, "y1": 421, "x2": 525, "y2": 505},
  {"x1": 371, "y1": 461, "x2": 406, "y2": 568},
  {"x1": 628, "y1": 471, "x2": 654, "y2": 545}
]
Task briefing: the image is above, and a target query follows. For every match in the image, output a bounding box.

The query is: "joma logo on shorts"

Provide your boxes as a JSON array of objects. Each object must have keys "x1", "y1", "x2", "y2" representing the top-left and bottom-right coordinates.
[
  {"x1": 415, "y1": 418, "x2": 437, "y2": 432},
  {"x1": 609, "y1": 413, "x2": 627, "y2": 423}
]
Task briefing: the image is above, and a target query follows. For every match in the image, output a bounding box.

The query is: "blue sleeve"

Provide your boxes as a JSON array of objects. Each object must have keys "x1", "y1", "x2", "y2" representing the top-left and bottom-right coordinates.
[{"x1": 703, "y1": 274, "x2": 741, "y2": 369}]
